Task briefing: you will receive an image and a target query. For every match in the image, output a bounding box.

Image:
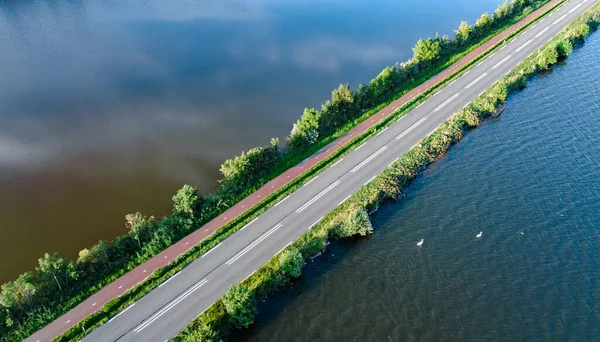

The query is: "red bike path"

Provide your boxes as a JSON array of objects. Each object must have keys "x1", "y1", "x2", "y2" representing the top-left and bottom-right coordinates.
[{"x1": 25, "y1": 1, "x2": 561, "y2": 341}]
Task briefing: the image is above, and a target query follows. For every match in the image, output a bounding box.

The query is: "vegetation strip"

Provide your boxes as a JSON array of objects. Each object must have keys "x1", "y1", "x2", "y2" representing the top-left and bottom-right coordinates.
[
  {"x1": 173, "y1": 4, "x2": 600, "y2": 341},
  {"x1": 0, "y1": 1, "x2": 565, "y2": 341}
]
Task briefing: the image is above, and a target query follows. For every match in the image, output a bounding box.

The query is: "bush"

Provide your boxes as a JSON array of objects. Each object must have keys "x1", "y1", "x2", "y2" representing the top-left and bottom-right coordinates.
[
  {"x1": 278, "y1": 248, "x2": 304, "y2": 279},
  {"x1": 221, "y1": 285, "x2": 257, "y2": 329}
]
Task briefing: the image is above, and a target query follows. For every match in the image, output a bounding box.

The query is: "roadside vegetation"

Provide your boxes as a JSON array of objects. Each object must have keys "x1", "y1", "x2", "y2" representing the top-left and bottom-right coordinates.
[
  {"x1": 173, "y1": 4, "x2": 600, "y2": 341},
  {"x1": 0, "y1": 0, "x2": 566, "y2": 341}
]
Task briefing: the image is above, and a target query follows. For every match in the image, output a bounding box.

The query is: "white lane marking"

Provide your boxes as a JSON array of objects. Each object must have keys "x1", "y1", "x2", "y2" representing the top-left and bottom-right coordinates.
[
  {"x1": 377, "y1": 127, "x2": 388, "y2": 136},
  {"x1": 388, "y1": 157, "x2": 400, "y2": 167},
  {"x1": 395, "y1": 117, "x2": 428, "y2": 140},
  {"x1": 553, "y1": 14, "x2": 567, "y2": 25},
  {"x1": 202, "y1": 243, "x2": 222, "y2": 258},
  {"x1": 356, "y1": 141, "x2": 368, "y2": 150},
  {"x1": 465, "y1": 72, "x2": 488, "y2": 89},
  {"x1": 338, "y1": 195, "x2": 352, "y2": 206},
  {"x1": 330, "y1": 158, "x2": 343, "y2": 168},
  {"x1": 478, "y1": 90, "x2": 486, "y2": 97},
  {"x1": 296, "y1": 181, "x2": 341, "y2": 212},
  {"x1": 227, "y1": 224, "x2": 283, "y2": 264},
  {"x1": 276, "y1": 242, "x2": 293, "y2": 255},
  {"x1": 274, "y1": 195, "x2": 290, "y2": 207},
  {"x1": 364, "y1": 175, "x2": 377, "y2": 186},
  {"x1": 108, "y1": 304, "x2": 135, "y2": 323},
  {"x1": 308, "y1": 217, "x2": 324, "y2": 230},
  {"x1": 134, "y1": 279, "x2": 208, "y2": 332},
  {"x1": 416, "y1": 102, "x2": 424, "y2": 109},
  {"x1": 492, "y1": 55, "x2": 512, "y2": 69},
  {"x1": 500, "y1": 45, "x2": 506, "y2": 51},
  {"x1": 158, "y1": 271, "x2": 181, "y2": 288},
  {"x1": 448, "y1": 79, "x2": 456, "y2": 86},
  {"x1": 240, "y1": 218, "x2": 258, "y2": 231},
  {"x1": 433, "y1": 93, "x2": 460, "y2": 112},
  {"x1": 65, "y1": 320, "x2": 71, "y2": 324},
  {"x1": 303, "y1": 176, "x2": 319, "y2": 187},
  {"x1": 515, "y1": 39, "x2": 532, "y2": 52},
  {"x1": 350, "y1": 146, "x2": 388, "y2": 173},
  {"x1": 242, "y1": 270, "x2": 257, "y2": 282},
  {"x1": 535, "y1": 26, "x2": 550, "y2": 38}
]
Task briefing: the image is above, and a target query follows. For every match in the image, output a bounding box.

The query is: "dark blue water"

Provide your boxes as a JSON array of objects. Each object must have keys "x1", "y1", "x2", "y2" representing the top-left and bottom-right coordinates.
[
  {"x1": 0, "y1": 0, "x2": 500, "y2": 283},
  {"x1": 235, "y1": 31, "x2": 600, "y2": 342}
]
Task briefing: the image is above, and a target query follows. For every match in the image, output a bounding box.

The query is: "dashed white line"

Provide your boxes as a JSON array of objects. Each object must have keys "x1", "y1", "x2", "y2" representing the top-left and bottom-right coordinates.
[
  {"x1": 201, "y1": 243, "x2": 222, "y2": 258},
  {"x1": 433, "y1": 93, "x2": 460, "y2": 112},
  {"x1": 448, "y1": 79, "x2": 457, "y2": 86},
  {"x1": 465, "y1": 72, "x2": 488, "y2": 89},
  {"x1": 297, "y1": 181, "x2": 341, "y2": 212},
  {"x1": 395, "y1": 117, "x2": 428, "y2": 140},
  {"x1": 377, "y1": 127, "x2": 388, "y2": 136},
  {"x1": 492, "y1": 55, "x2": 512, "y2": 69},
  {"x1": 240, "y1": 218, "x2": 258, "y2": 231},
  {"x1": 515, "y1": 39, "x2": 532, "y2": 52},
  {"x1": 535, "y1": 26, "x2": 550, "y2": 38},
  {"x1": 108, "y1": 304, "x2": 135, "y2": 323},
  {"x1": 553, "y1": 14, "x2": 567, "y2": 25},
  {"x1": 242, "y1": 270, "x2": 257, "y2": 282},
  {"x1": 351, "y1": 146, "x2": 388, "y2": 172},
  {"x1": 158, "y1": 271, "x2": 181, "y2": 288},
  {"x1": 227, "y1": 224, "x2": 283, "y2": 264},
  {"x1": 356, "y1": 141, "x2": 368, "y2": 150},
  {"x1": 388, "y1": 157, "x2": 400, "y2": 167},
  {"x1": 134, "y1": 279, "x2": 207, "y2": 332},
  {"x1": 303, "y1": 176, "x2": 319, "y2": 187},
  {"x1": 274, "y1": 195, "x2": 290, "y2": 207}
]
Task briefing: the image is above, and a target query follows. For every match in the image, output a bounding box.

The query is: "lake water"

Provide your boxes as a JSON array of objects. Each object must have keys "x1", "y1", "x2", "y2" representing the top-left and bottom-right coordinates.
[
  {"x1": 0, "y1": 0, "x2": 500, "y2": 284},
  {"x1": 233, "y1": 31, "x2": 600, "y2": 341}
]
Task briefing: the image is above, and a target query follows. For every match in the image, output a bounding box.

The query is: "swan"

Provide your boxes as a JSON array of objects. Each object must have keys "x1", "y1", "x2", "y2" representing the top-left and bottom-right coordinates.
[
  {"x1": 476, "y1": 231, "x2": 483, "y2": 238},
  {"x1": 417, "y1": 239, "x2": 424, "y2": 247}
]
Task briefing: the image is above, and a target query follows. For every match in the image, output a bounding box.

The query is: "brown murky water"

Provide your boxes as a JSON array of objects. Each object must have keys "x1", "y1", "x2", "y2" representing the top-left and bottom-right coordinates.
[{"x1": 0, "y1": 0, "x2": 499, "y2": 284}]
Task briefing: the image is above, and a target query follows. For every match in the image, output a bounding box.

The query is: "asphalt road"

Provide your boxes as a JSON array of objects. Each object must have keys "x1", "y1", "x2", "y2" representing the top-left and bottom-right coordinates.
[{"x1": 82, "y1": 1, "x2": 594, "y2": 341}]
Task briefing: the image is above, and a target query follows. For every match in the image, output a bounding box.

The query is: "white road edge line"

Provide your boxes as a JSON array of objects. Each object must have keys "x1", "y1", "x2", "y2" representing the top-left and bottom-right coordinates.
[
  {"x1": 535, "y1": 26, "x2": 550, "y2": 38},
  {"x1": 274, "y1": 195, "x2": 290, "y2": 207},
  {"x1": 296, "y1": 180, "x2": 341, "y2": 213},
  {"x1": 108, "y1": 304, "x2": 135, "y2": 323},
  {"x1": 395, "y1": 117, "x2": 428, "y2": 140},
  {"x1": 330, "y1": 158, "x2": 343, "y2": 168},
  {"x1": 433, "y1": 93, "x2": 460, "y2": 112},
  {"x1": 242, "y1": 270, "x2": 257, "y2": 282},
  {"x1": 338, "y1": 195, "x2": 352, "y2": 206},
  {"x1": 388, "y1": 157, "x2": 399, "y2": 167},
  {"x1": 240, "y1": 217, "x2": 258, "y2": 231},
  {"x1": 377, "y1": 127, "x2": 388, "y2": 136},
  {"x1": 158, "y1": 271, "x2": 181, "y2": 288},
  {"x1": 364, "y1": 175, "x2": 377, "y2": 186},
  {"x1": 308, "y1": 217, "x2": 324, "y2": 230},
  {"x1": 552, "y1": 14, "x2": 567, "y2": 25},
  {"x1": 303, "y1": 176, "x2": 319, "y2": 187},
  {"x1": 276, "y1": 242, "x2": 293, "y2": 255},
  {"x1": 356, "y1": 141, "x2": 368, "y2": 150},
  {"x1": 202, "y1": 243, "x2": 222, "y2": 258}
]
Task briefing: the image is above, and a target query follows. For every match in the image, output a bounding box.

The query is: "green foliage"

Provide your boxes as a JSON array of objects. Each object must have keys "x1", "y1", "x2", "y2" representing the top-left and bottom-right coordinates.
[
  {"x1": 221, "y1": 285, "x2": 257, "y2": 329},
  {"x1": 36, "y1": 253, "x2": 77, "y2": 293},
  {"x1": 412, "y1": 38, "x2": 441, "y2": 64},
  {"x1": 333, "y1": 207, "x2": 373, "y2": 238},
  {"x1": 475, "y1": 13, "x2": 494, "y2": 35},
  {"x1": 181, "y1": 324, "x2": 222, "y2": 342},
  {"x1": 455, "y1": 21, "x2": 473, "y2": 43},
  {"x1": 278, "y1": 248, "x2": 304, "y2": 278},
  {"x1": 288, "y1": 108, "x2": 321, "y2": 148}
]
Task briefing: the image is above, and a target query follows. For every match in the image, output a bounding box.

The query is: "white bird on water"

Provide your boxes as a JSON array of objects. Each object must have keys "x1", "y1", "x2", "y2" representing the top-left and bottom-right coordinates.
[
  {"x1": 476, "y1": 231, "x2": 483, "y2": 238},
  {"x1": 417, "y1": 239, "x2": 424, "y2": 247}
]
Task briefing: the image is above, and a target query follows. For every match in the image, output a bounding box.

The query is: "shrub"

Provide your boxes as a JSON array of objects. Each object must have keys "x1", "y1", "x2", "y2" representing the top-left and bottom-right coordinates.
[{"x1": 221, "y1": 285, "x2": 257, "y2": 329}]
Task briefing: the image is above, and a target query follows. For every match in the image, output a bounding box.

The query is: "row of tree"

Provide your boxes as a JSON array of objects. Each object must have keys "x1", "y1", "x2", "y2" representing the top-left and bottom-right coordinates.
[{"x1": 0, "y1": 0, "x2": 554, "y2": 340}]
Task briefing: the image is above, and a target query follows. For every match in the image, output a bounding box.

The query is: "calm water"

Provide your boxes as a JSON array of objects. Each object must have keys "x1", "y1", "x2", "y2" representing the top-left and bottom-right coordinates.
[
  {"x1": 234, "y1": 32, "x2": 600, "y2": 341},
  {"x1": 0, "y1": 0, "x2": 500, "y2": 283}
]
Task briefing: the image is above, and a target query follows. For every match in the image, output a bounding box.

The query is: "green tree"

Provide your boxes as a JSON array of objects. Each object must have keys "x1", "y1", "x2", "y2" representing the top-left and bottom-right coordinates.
[
  {"x1": 182, "y1": 323, "x2": 222, "y2": 342},
  {"x1": 173, "y1": 185, "x2": 201, "y2": 216},
  {"x1": 412, "y1": 38, "x2": 441, "y2": 65},
  {"x1": 222, "y1": 284, "x2": 257, "y2": 329},
  {"x1": 288, "y1": 108, "x2": 321, "y2": 148},
  {"x1": 475, "y1": 13, "x2": 494, "y2": 36},
  {"x1": 455, "y1": 21, "x2": 473, "y2": 43},
  {"x1": 36, "y1": 253, "x2": 77, "y2": 292},
  {"x1": 334, "y1": 207, "x2": 373, "y2": 238},
  {"x1": 278, "y1": 248, "x2": 304, "y2": 278},
  {"x1": 494, "y1": 0, "x2": 513, "y2": 22},
  {"x1": 0, "y1": 272, "x2": 37, "y2": 311},
  {"x1": 126, "y1": 212, "x2": 145, "y2": 249}
]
